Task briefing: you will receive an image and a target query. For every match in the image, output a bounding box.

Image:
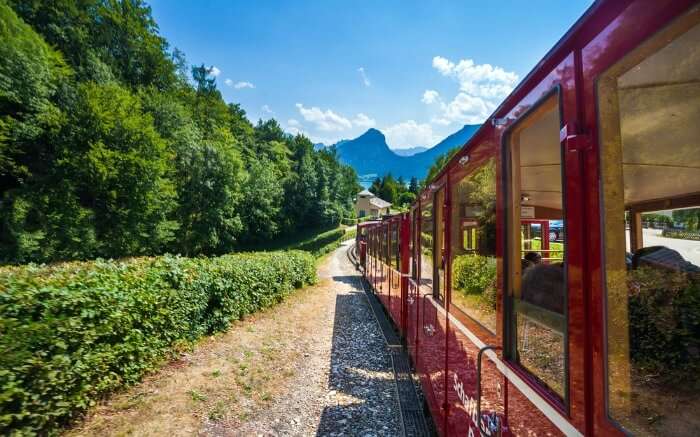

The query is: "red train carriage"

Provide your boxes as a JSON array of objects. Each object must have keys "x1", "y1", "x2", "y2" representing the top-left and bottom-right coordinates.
[{"x1": 359, "y1": 1, "x2": 700, "y2": 435}]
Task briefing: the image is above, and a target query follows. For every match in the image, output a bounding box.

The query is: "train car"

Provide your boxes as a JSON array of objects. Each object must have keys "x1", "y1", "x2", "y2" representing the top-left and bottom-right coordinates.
[{"x1": 359, "y1": 0, "x2": 700, "y2": 435}]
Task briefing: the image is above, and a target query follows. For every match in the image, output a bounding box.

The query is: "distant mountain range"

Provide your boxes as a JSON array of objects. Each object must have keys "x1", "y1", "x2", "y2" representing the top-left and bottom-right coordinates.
[
  {"x1": 326, "y1": 124, "x2": 480, "y2": 180},
  {"x1": 393, "y1": 146, "x2": 428, "y2": 156}
]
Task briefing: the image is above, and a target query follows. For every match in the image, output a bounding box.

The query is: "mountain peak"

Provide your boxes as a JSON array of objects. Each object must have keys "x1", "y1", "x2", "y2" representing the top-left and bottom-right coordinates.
[
  {"x1": 335, "y1": 123, "x2": 480, "y2": 179},
  {"x1": 360, "y1": 128, "x2": 385, "y2": 140}
]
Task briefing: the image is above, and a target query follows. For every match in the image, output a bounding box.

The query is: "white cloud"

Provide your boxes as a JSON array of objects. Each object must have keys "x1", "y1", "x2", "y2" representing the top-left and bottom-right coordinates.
[
  {"x1": 224, "y1": 78, "x2": 233, "y2": 86},
  {"x1": 357, "y1": 67, "x2": 371, "y2": 87},
  {"x1": 295, "y1": 103, "x2": 352, "y2": 132},
  {"x1": 353, "y1": 113, "x2": 376, "y2": 128},
  {"x1": 384, "y1": 120, "x2": 439, "y2": 150},
  {"x1": 210, "y1": 66, "x2": 221, "y2": 77},
  {"x1": 286, "y1": 119, "x2": 302, "y2": 135},
  {"x1": 233, "y1": 81, "x2": 255, "y2": 89},
  {"x1": 441, "y1": 92, "x2": 494, "y2": 124},
  {"x1": 261, "y1": 105, "x2": 273, "y2": 115},
  {"x1": 422, "y1": 89, "x2": 440, "y2": 104},
  {"x1": 430, "y1": 56, "x2": 518, "y2": 125}
]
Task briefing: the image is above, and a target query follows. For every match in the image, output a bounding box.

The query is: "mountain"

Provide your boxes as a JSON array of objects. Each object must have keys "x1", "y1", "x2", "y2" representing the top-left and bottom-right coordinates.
[
  {"x1": 334, "y1": 124, "x2": 480, "y2": 180},
  {"x1": 393, "y1": 146, "x2": 428, "y2": 156}
]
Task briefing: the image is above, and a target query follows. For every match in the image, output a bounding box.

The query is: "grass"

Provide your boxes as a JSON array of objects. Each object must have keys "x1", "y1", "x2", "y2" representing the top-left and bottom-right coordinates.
[{"x1": 239, "y1": 224, "x2": 345, "y2": 252}]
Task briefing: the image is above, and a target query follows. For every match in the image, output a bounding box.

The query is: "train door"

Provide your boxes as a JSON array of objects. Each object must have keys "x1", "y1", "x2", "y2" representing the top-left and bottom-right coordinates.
[
  {"x1": 588, "y1": 4, "x2": 700, "y2": 435},
  {"x1": 417, "y1": 185, "x2": 448, "y2": 435},
  {"x1": 389, "y1": 217, "x2": 402, "y2": 327},
  {"x1": 446, "y1": 154, "x2": 504, "y2": 436},
  {"x1": 502, "y1": 53, "x2": 588, "y2": 435},
  {"x1": 407, "y1": 206, "x2": 420, "y2": 361},
  {"x1": 381, "y1": 222, "x2": 390, "y2": 307}
]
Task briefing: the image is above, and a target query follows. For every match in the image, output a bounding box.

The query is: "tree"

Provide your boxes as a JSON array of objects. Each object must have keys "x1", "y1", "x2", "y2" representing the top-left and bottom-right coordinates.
[
  {"x1": 239, "y1": 159, "x2": 283, "y2": 243},
  {"x1": 423, "y1": 146, "x2": 460, "y2": 187},
  {"x1": 174, "y1": 128, "x2": 244, "y2": 255},
  {"x1": 408, "y1": 177, "x2": 419, "y2": 194},
  {"x1": 1, "y1": 0, "x2": 359, "y2": 263}
]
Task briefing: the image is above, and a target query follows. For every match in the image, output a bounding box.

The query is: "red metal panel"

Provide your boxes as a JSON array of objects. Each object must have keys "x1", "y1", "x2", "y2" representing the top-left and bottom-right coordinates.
[{"x1": 418, "y1": 295, "x2": 447, "y2": 436}]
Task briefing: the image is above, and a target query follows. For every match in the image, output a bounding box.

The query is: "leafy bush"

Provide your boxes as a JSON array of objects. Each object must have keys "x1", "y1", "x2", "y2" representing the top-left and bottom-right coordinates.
[
  {"x1": 662, "y1": 229, "x2": 700, "y2": 241},
  {"x1": 627, "y1": 268, "x2": 700, "y2": 374},
  {"x1": 0, "y1": 250, "x2": 315, "y2": 434},
  {"x1": 342, "y1": 228, "x2": 357, "y2": 242},
  {"x1": 453, "y1": 254, "x2": 497, "y2": 294}
]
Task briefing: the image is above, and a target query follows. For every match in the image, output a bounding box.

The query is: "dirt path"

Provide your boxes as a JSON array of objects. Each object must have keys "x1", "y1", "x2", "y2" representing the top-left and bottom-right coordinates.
[{"x1": 68, "y1": 241, "x2": 401, "y2": 437}]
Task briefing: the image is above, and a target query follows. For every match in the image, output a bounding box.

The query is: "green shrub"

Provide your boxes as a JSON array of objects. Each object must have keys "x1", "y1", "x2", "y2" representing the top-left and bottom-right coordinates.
[
  {"x1": 662, "y1": 229, "x2": 700, "y2": 241},
  {"x1": 342, "y1": 228, "x2": 357, "y2": 242},
  {"x1": 452, "y1": 254, "x2": 497, "y2": 295},
  {"x1": 627, "y1": 268, "x2": 700, "y2": 374},
  {"x1": 0, "y1": 250, "x2": 315, "y2": 434}
]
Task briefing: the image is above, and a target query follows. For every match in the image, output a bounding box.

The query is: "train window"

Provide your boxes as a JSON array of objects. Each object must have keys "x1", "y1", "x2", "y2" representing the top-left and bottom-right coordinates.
[
  {"x1": 435, "y1": 187, "x2": 446, "y2": 302},
  {"x1": 598, "y1": 11, "x2": 700, "y2": 436},
  {"x1": 420, "y1": 198, "x2": 434, "y2": 293},
  {"x1": 506, "y1": 93, "x2": 567, "y2": 400},
  {"x1": 450, "y1": 159, "x2": 498, "y2": 333},
  {"x1": 384, "y1": 225, "x2": 390, "y2": 264},
  {"x1": 410, "y1": 210, "x2": 416, "y2": 279},
  {"x1": 391, "y1": 221, "x2": 399, "y2": 270}
]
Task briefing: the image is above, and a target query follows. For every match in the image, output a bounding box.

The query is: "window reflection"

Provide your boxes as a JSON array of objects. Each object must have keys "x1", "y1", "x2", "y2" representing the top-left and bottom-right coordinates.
[
  {"x1": 421, "y1": 200, "x2": 434, "y2": 292},
  {"x1": 600, "y1": 13, "x2": 700, "y2": 436},
  {"x1": 508, "y1": 94, "x2": 566, "y2": 399},
  {"x1": 450, "y1": 159, "x2": 498, "y2": 333}
]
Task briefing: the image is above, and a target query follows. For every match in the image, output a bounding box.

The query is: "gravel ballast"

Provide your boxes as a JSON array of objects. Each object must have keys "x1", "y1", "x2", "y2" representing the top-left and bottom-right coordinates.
[{"x1": 234, "y1": 240, "x2": 402, "y2": 436}]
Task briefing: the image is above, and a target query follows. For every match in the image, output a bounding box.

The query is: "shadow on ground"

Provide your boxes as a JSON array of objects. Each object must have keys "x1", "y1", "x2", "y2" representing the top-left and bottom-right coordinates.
[{"x1": 315, "y1": 287, "x2": 401, "y2": 436}]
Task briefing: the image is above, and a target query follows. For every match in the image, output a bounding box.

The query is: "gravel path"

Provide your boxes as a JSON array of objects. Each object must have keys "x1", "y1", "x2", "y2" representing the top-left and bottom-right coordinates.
[{"x1": 233, "y1": 241, "x2": 402, "y2": 436}]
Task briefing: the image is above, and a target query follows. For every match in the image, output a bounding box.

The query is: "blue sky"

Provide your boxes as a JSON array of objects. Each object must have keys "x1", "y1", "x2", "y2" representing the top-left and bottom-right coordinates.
[{"x1": 150, "y1": 0, "x2": 593, "y2": 149}]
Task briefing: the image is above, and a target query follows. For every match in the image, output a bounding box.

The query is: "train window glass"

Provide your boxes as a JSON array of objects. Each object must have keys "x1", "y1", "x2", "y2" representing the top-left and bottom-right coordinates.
[
  {"x1": 384, "y1": 225, "x2": 390, "y2": 264},
  {"x1": 420, "y1": 199, "x2": 434, "y2": 292},
  {"x1": 507, "y1": 93, "x2": 567, "y2": 400},
  {"x1": 450, "y1": 159, "x2": 498, "y2": 333},
  {"x1": 598, "y1": 12, "x2": 700, "y2": 436},
  {"x1": 391, "y1": 222, "x2": 400, "y2": 270},
  {"x1": 410, "y1": 210, "x2": 416, "y2": 279},
  {"x1": 435, "y1": 188, "x2": 446, "y2": 302}
]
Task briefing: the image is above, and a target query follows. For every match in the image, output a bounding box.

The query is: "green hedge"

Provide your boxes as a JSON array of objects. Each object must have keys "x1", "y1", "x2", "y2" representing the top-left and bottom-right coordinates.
[
  {"x1": 342, "y1": 228, "x2": 357, "y2": 242},
  {"x1": 662, "y1": 229, "x2": 700, "y2": 241},
  {"x1": 0, "y1": 251, "x2": 315, "y2": 434},
  {"x1": 628, "y1": 267, "x2": 700, "y2": 374},
  {"x1": 452, "y1": 254, "x2": 497, "y2": 294},
  {"x1": 292, "y1": 228, "x2": 346, "y2": 257}
]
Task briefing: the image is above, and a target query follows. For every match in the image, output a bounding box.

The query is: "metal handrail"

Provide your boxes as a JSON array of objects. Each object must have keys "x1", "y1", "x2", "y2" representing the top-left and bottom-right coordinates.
[{"x1": 477, "y1": 345, "x2": 503, "y2": 436}]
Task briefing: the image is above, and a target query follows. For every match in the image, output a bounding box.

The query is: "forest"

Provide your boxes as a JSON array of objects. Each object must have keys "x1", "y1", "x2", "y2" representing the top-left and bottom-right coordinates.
[{"x1": 0, "y1": 0, "x2": 360, "y2": 264}]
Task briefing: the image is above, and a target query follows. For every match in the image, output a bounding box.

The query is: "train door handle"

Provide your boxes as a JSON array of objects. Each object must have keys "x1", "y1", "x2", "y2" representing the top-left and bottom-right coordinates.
[{"x1": 477, "y1": 345, "x2": 503, "y2": 436}]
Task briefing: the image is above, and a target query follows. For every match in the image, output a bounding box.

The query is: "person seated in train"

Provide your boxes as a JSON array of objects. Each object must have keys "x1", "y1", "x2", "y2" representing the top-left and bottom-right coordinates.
[
  {"x1": 521, "y1": 262, "x2": 565, "y2": 315},
  {"x1": 525, "y1": 251, "x2": 542, "y2": 265},
  {"x1": 521, "y1": 251, "x2": 543, "y2": 272}
]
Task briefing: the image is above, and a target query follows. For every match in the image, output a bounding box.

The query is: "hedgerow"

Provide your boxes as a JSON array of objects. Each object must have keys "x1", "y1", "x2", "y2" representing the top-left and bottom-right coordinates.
[
  {"x1": 627, "y1": 267, "x2": 700, "y2": 375},
  {"x1": 0, "y1": 250, "x2": 315, "y2": 435},
  {"x1": 292, "y1": 228, "x2": 346, "y2": 257}
]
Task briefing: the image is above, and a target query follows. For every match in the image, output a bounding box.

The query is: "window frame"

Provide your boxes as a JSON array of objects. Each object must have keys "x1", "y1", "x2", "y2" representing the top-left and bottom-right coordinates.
[
  {"x1": 595, "y1": 8, "x2": 700, "y2": 433},
  {"x1": 447, "y1": 158, "x2": 499, "y2": 336},
  {"x1": 501, "y1": 86, "x2": 571, "y2": 408},
  {"x1": 433, "y1": 185, "x2": 446, "y2": 302}
]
